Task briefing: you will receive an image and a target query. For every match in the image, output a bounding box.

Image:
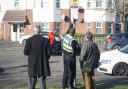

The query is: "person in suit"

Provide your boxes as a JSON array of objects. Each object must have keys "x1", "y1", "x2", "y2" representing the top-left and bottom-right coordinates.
[
  {"x1": 24, "y1": 30, "x2": 52, "y2": 89},
  {"x1": 79, "y1": 31, "x2": 100, "y2": 89}
]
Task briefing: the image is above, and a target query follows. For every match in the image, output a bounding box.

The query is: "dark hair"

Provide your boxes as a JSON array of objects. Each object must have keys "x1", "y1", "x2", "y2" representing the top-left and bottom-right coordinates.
[{"x1": 86, "y1": 31, "x2": 93, "y2": 40}]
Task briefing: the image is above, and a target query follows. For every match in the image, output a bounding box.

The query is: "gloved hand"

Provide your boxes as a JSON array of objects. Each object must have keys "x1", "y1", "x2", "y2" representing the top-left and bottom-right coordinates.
[
  {"x1": 73, "y1": 18, "x2": 76, "y2": 24},
  {"x1": 71, "y1": 52, "x2": 75, "y2": 57}
]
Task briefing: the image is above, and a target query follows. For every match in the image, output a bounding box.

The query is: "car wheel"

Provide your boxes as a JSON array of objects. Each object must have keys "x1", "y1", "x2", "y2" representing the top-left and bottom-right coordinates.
[
  {"x1": 112, "y1": 62, "x2": 128, "y2": 76},
  {"x1": 112, "y1": 45, "x2": 121, "y2": 50},
  {"x1": 22, "y1": 39, "x2": 26, "y2": 46}
]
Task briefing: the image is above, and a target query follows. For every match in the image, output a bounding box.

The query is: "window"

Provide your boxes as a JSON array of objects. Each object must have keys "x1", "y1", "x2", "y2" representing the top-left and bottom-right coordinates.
[
  {"x1": 106, "y1": 0, "x2": 112, "y2": 7},
  {"x1": 56, "y1": 22, "x2": 60, "y2": 33},
  {"x1": 14, "y1": 0, "x2": 19, "y2": 7},
  {"x1": 41, "y1": 23, "x2": 49, "y2": 31},
  {"x1": 96, "y1": 22, "x2": 102, "y2": 34},
  {"x1": 56, "y1": 0, "x2": 60, "y2": 8},
  {"x1": 41, "y1": 0, "x2": 48, "y2": 8},
  {"x1": 114, "y1": 0, "x2": 119, "y2": 4},
  {"x1": 107, "y1": 22, "x2": 112, "y2": 33},
  {"x1": 20, "y1": 24, "x2": 24, "y2": 33},
  {"x1": 96, "y1": 0, "x2": 102, "y2": 8},
  {"x1": 87, "y1": 0, "x2": 91, "y2": 8},
  {"x1": 115, "y1": 24, "x2": 121, "y2": 32},
  {"x1": 87, "y1": 23, "x2": 92, "y2": 31}
]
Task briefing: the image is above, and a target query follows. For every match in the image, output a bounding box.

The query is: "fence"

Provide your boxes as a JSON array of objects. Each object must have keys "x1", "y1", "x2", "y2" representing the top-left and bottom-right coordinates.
[{"x1": 75, "y1": 35, "x2": 106, "y2": 48}]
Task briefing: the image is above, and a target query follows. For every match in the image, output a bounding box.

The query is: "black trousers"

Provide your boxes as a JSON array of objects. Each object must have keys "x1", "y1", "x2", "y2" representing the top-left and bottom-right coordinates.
[
  {"x1": 62, "y1": 54, "x2": 76, "y2": 88},
  {"x1": 28, "y1": 76, "x2": 46, "y2": 89}
]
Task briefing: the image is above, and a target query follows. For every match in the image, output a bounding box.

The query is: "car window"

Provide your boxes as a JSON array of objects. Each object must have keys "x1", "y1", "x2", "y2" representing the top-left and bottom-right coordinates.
[
  {"x1": 106, "y1": 34, "x2": 112, "y2": 38},
  {"x1": 112, "y1": 34, "x2": 120, "y2": 38},
  {"x1": 41, "y1": 32, "x2": 60, "y2": 41},
  {"x1": 120, "y1": 46, "x2": 128, "y2": 54},
  {"x1": 121, "y1": 34, "x2": 128, "y2": 39}
]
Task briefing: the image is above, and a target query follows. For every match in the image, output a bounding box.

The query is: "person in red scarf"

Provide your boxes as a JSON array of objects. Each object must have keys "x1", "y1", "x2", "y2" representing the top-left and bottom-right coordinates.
[{"x1": 48, "y1": 31, "x2": 55, "y2": 47}]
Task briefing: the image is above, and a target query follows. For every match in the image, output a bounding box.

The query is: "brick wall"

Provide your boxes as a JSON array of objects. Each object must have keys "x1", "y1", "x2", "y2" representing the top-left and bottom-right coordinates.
[
  {"x1": 50, "y1": 22, "x2": 56, "y2": 31},
  {"x1": 102, "y1": 22, "x2": 107, "y2": 33},
  {"x1": 1, "y1": 22, "x2": 11, "y2": 41},
  {"x1": 22, "y1": 9, "x2": 34, "y2": 36}
]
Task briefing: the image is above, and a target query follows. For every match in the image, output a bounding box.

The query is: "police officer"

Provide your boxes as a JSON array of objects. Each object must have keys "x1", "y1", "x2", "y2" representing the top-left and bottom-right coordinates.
[{"x1": 62, "y1": 21, "x2": 78, "y2": 89}]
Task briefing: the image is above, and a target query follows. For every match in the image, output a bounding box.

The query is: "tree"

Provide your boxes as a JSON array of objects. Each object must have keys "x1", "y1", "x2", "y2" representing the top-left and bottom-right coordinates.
[{"x1": 107, "y1": 0, "x2": 128, "y2": 32}]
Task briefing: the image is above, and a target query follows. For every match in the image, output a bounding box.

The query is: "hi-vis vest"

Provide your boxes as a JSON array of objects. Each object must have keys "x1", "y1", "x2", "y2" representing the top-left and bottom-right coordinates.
[{"x1": 62, "y1": 34, "x2": 75, "y2": 52}]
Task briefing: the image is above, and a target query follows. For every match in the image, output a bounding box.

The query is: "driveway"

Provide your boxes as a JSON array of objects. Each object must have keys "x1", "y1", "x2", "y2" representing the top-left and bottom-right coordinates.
[{"x1": 0, "y1": 42, "x2": 128, "y2": 89}]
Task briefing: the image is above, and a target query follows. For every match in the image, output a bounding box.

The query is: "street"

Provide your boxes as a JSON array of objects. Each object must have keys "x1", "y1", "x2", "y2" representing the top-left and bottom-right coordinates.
[{"x1": 0, "y1": 42, "x2": 128, "y2": 89}]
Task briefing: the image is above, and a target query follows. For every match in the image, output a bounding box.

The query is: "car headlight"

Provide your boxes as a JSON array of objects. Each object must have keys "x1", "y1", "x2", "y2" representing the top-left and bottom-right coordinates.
[{"x1": 100, "y1": 60, "x2": 111, "y2": 64}]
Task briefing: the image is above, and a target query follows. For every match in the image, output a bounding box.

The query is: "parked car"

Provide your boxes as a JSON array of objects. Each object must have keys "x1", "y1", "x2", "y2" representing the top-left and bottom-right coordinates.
[
  {"x1": 19, "y1": 32, "x2": 60, "y2": 45},
  {"x1": 19, "y1": 35, "x2": 31, "y2": 46},
  {"x1": 19, "y1": 31, "x2": 62, "y2": 54},
  {"x1": 104, "y1": 33, "x2": 128, "y2": 50},
  {"x1": 97, "y1": 46, "x2": 128, "y2": 76}
]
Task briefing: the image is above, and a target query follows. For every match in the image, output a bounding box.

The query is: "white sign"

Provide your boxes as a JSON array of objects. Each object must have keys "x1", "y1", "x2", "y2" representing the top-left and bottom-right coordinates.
[{"x1": 70, "y1": 8, "x2": 78, "y2": 22}]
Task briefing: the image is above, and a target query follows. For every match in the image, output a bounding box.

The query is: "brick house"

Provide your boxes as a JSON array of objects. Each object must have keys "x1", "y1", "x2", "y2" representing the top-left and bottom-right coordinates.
[
  {"x1": 0, "y1": 0, "x2": 122, "y2": 41},
  {"x1": 0, "y1": 0, "x2": 61, "y2": 41},
  {"x1": 60, "y1": 0, "x2": 117, "y2": 34}
]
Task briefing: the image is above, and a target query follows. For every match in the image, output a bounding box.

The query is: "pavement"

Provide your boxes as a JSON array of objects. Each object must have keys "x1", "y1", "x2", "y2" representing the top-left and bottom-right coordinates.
[{"x1": 0, "y1": 42, "x2": 128, "y2": 89}]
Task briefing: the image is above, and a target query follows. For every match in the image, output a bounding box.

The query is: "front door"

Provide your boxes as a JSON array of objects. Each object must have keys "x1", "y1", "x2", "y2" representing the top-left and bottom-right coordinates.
[{"x1": 11, "y1": 24, "x2": 20, "y2": 41}]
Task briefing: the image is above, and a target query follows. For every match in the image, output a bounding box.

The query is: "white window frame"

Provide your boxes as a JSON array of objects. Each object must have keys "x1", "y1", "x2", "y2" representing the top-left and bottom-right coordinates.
[
  {"x1": 41, "y1": 0, "x2": 48, "y2": 8},
  {"x1": 96, "y1": 22, "x2": 102, "y2": 34},
  {"x1": 41, "y1": 23, "x2": 49, "y2": 31},
  {"x1": 106, "y1": 0, "x2": 112, "y2": 8},
  {"x1": 87, "y1": 22, "x2": 92, "y2": 31},
  {"x1": 107, "y1": 22, "x2": 112, "y2": 33},
  {"x1": 14, "y1": 0, "x2": 20, "y2": 7},
  {"x1": 87, "y1": 0, "x2": 91, "y2": 8},
  {"x1": 96, "y1": 0, "x2": 102, "y2": 8},
  {"x1": 56, "y1": 0, "x2": 60, "y2": 8}
]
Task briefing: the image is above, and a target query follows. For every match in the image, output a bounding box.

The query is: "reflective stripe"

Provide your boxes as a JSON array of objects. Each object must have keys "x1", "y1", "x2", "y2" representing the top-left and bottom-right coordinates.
[
  {"x1": 63, "y1": 43, "x2": 73, "y2": 52},
  {"x1": 62, "y1": 34, "x2": 75, "y2": 52}
]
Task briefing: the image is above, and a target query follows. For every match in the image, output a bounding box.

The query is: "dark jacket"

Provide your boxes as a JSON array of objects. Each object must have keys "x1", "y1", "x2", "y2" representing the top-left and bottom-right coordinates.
[
  {"x1": 24, "y1": 34, "x2": 52, "y2": 77},
  {"x1": 79, "y1": 40, "x2": 100, "y2": 73}
]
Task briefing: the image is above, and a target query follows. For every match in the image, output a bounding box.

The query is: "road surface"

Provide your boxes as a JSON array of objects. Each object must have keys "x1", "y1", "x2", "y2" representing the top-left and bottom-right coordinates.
[{"x1": 0, "y1": 42, "x2": 128, "y2": 89}]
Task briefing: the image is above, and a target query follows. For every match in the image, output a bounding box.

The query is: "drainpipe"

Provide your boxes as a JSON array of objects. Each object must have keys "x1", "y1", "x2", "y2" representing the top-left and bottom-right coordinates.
[{"x1": 4, "y1": 22, "x2": 5, "y2": 41}]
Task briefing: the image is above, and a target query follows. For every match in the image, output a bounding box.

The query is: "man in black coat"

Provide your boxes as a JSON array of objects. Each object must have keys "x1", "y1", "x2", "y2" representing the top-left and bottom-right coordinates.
[
  {"x1": 24, "y1": 30, "x2": 52, "y2": 89},
  {"x1": 79, "y1": 31, "x2": 100, "y2": 89}
]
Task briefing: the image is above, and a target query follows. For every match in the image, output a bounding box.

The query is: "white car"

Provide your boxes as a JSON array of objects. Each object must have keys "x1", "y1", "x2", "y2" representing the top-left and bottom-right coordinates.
[
  {"x1": 97, "y1": 46, "x2": 128, "y2": 76},
  {"x1": 19, "y1": 32, "x2": 61, "y2": 46},
  {"x1": 19, "y1": 35, "x2": 32, "y2": 45}
]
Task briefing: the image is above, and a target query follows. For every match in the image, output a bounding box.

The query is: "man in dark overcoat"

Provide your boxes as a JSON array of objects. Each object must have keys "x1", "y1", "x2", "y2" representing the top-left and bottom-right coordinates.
[
  {"x1": 24, "y1": 30, "x2": 52, "y2": 89},
  {"x1": 79, "y1": 31, "x2": 100, "y2": 89}
]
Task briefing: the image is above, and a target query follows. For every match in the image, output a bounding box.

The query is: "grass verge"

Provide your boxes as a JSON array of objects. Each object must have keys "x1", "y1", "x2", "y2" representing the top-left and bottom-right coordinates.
[{"x1": 5, "y1": 82, "x2": 128, "y2": 89}]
